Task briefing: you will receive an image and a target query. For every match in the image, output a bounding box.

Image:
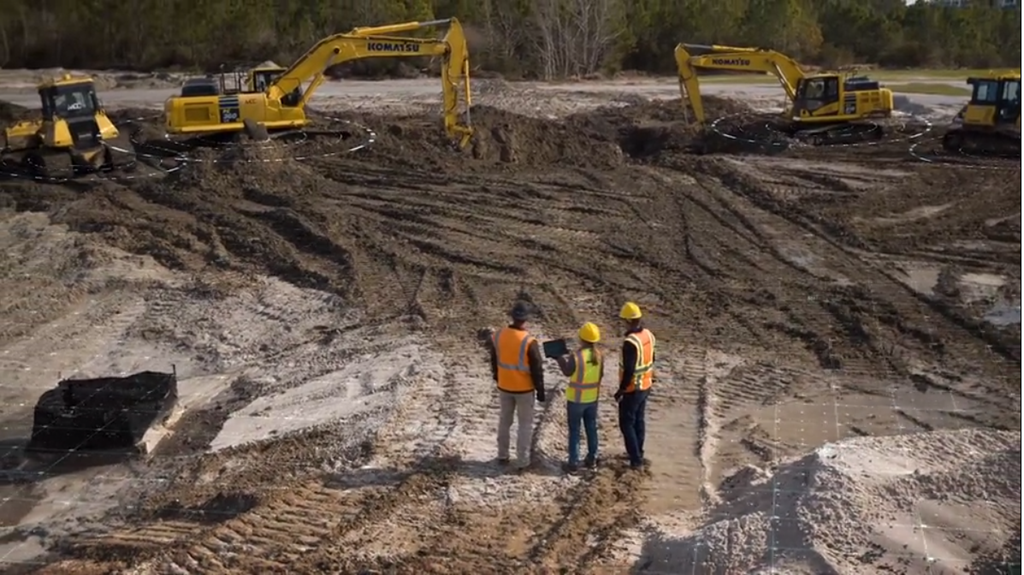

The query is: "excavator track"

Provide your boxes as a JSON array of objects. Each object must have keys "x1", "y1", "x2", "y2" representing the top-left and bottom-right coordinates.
[
  {"x1": 791, "y1": 122, "x2": 885, "y2": 147},
  {"x1": 130, "y1": 116, "x2": 374, "y2": 166}
]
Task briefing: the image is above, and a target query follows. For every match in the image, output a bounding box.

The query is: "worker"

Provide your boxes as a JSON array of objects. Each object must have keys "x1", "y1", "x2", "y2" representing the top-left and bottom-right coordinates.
[
  {"x1": 615, "y1": 302, "x2": 656, "y2": 471},
  {"x1": 491, "y1": 301, "x2": 546, "y2": 470},
  {"x1": 555, "y1": 322, "x2": 604, "y2": 473}
]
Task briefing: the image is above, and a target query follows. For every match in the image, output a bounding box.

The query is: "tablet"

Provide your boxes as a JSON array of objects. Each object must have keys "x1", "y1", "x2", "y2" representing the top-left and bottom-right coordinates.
[{"x1": 542, "y1": 339, "x2": 568, "y2": 358}]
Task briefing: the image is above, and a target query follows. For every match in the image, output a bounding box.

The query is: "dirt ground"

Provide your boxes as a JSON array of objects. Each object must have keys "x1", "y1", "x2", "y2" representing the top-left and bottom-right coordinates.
[{"x1": 0, "y1": 81, "x2": 1020, "y2": 575}]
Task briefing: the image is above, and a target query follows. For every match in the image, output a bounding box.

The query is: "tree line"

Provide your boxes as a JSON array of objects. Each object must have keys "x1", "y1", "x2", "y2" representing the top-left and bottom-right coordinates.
[{"x1": 0, "y1": 0, "x2": 1019, "y2": 80}]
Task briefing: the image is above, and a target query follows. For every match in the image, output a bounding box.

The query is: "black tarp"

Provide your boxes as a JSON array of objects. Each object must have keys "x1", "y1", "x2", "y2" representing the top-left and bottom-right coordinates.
[{"x1": 27, "y1": 369, "x2": 178, "y2": 453}]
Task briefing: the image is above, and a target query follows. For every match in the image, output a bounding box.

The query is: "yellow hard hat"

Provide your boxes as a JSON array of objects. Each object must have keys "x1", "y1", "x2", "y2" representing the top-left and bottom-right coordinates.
[
  {"x1": 619, "y1": 302, "x2": 642, "y2": 320},
  {"x1": 578, "y1": 322, "x2": 601, "y2": 343}
]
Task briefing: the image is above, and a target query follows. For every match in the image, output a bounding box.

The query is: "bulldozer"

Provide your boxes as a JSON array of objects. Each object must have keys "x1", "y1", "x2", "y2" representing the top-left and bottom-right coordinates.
[
  {"x1": 942, "y1": 70, "x2": 1020, "y2": 157},
  {"x1": 164, "y1": 18, "x2": 474, "y2": 147},
  {"x1": 1, "y1": 74, "x2": 135, "y2": 180},
  {"x1": 675, "y1": 43, "x2": 894, "y2": 145}
]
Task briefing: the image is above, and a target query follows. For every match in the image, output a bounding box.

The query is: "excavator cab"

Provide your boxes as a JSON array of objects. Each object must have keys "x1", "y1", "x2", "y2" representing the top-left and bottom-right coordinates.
[
  {"x1": 245, "y1": 66, "x2": 301, "y2": 105},
  {"x1": 247, "y1": 67, "x2": 285, "y2": 93},
  {"x1": 793, "y1": 74, "x2": 889, "y2": 121},
  {"x1": 793, "y1": 75, "x2": 841, "y2": 116}
]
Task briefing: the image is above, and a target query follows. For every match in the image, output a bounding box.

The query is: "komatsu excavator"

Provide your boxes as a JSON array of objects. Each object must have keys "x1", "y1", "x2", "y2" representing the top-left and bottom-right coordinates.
[
  {"x1": 675, "y1": 43, "x2": 894, "y2": 145},
  {"x1": 164, "y1": 18, "x2": 473, "y2": 147},
  {"x1": 1, "y1": 75, "x2": 135, "y2": 179},
  {"x1": 943, "y1": 70, "x2": 1020, "y2": 157}
]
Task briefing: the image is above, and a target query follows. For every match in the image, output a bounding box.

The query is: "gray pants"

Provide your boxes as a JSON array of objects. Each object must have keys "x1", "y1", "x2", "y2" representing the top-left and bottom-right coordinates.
[{"x1": 497, "y1": 390, "x2": 535, "y2": 468}]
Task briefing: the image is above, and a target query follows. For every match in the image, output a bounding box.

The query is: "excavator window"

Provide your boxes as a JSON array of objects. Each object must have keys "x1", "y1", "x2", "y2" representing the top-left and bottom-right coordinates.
[
  {"x1": 795, "y1": 77, "x2": 840, "y2": 110},
  {"x1": 39, "y1": 84, "x2": 97, "y2": 119}
]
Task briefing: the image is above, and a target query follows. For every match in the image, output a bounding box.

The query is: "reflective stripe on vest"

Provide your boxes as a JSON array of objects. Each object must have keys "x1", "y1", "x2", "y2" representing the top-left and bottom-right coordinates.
[
  {"x1": 493, "y1": 327, "x2": 536, "y2": 393},
  {"x1": 619, "y1": 328, "x2": 655, "y2": 392},
  {"x1": 567, "y1": 348, "x2": 601, "y2": 404}
]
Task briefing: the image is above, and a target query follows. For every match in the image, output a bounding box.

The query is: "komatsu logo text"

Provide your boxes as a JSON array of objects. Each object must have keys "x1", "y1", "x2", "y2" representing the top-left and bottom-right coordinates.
[
  {"x1": 711, "y1": 58, "x2": 750, "y2": 66},
  {"x1": 367, "y1": 42, "x2": 420, "y2": 53}
]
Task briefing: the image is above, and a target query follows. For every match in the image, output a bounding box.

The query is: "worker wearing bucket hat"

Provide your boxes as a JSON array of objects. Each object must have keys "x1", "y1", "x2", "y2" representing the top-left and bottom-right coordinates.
[
  {"x1": 556, "y1": 322, "x2": 604, "y2": 473},
  {"x1": 491, "y1": 300, "x2": 546, "y2": 470}
]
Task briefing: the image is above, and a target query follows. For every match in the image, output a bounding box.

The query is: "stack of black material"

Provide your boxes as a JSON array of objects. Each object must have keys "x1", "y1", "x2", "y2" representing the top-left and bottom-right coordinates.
[{"x1": 26, "y1": 369, "x2": 178, "y2": 453}]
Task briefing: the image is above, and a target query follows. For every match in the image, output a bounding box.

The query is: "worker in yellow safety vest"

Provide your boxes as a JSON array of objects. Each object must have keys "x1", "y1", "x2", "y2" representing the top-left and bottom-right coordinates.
[
  {"x1": 555, "y1": 322, "x2": 605, "y2": 473},
  {"x1": 490, "y1": 301, "x2": 546, "y2": 470},
  {"x1": 615, "y1": 302, "x2": 656, "y2": 470}
]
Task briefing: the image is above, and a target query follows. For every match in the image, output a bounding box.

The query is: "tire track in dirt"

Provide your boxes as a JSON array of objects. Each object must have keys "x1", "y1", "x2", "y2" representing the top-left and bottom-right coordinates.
[
  {"x1": 5, "y1": 102, "x2": 1019, "y2": 571},
  {"x1": 708, "y1": 156, "x2": 1020, "y2": 373},
  {"x1": 72, "y1": 352, "x2": 456, "y2": 572}
]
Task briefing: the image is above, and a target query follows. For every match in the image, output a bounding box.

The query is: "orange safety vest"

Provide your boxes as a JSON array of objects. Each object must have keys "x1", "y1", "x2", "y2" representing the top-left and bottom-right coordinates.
[
  {"x1": 493, "y1": 327, "x2": 537, "y2": 393},
  {"x1": 567, "y1": 347, "x2": 601, "y2": 404},
  {"x1": 620, "y1": 328, "x2": 655, "y2": 393}
]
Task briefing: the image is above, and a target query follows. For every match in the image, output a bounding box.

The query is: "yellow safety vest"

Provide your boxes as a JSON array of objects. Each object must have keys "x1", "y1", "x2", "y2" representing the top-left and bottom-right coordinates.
[{"x1": 567, "y1": 348, "x2": 601, "y2": 404}]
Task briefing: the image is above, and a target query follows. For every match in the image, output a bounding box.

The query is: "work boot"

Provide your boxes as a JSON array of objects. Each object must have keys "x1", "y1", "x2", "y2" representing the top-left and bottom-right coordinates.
[
  {"x1": 584, "y1": 456, "x2": 597, "y2": 469},
  {"x1": 497, "y1": 457, "x2": 510, "y2": 465},
  {"x1": 564, "y1": 462, "x2": 579, "y2": 474}
]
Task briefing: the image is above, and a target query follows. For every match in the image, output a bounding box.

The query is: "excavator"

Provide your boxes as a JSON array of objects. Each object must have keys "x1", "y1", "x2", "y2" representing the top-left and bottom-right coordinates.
[
  {"x1": 164, "y1": 18, "x2": 473, "y2": 147},
  {"x1": 1, "y1": 75, "x2": 135, "y2": 180},
  {"x1": 942, "y1": 70, "x2": 1020, "y2": 157},
  {"x1": 674, "y1": 43, "x2": 895, "y2": 145}
]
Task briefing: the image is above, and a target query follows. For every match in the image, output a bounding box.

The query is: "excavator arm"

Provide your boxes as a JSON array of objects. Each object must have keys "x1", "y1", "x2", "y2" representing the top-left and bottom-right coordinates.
[
  {"x1": 674, "y1": 43, "x2": 806, "y2": 125},
  {"x1": 268, "y1": 18, "x2": 473, "y2": 146}
]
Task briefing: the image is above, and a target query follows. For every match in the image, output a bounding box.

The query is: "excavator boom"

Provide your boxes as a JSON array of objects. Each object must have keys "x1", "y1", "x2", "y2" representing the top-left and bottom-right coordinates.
[
  {"x1": 674, "y1": 43, "x2": 804, "y2": 124},
  {"x1": 166, "y1": 18, "x2": 473, "y2": 147}
]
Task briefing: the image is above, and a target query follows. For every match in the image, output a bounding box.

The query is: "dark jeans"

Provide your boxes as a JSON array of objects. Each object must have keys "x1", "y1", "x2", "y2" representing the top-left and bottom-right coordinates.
[
  {"x1": 567, "y1": 401, "x2": 599, "y2": 465},
  {"x1": 618, "y1": 389, "x2": 649, "y2": 466}
]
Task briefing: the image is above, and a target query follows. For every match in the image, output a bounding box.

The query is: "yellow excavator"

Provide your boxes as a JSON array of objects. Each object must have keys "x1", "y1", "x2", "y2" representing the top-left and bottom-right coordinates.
[
  {"x1": 1, "y1": 75, "x2": 135, "y2": 179},
  {"x1": 943, "y1": 70, "x2": 1020, "y2": 157},
  {"x1": 164, "y1": 18, "x2": 473, "y2": 147},
  {"x1": 675, "y1": 43, "x2": 894, "y2": 145}
]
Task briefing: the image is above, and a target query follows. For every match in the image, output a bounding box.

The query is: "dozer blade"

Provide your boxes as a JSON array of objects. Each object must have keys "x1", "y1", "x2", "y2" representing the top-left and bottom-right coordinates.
[{"x1": 102, "y1": 133, "x2": 138, "y2": 173}]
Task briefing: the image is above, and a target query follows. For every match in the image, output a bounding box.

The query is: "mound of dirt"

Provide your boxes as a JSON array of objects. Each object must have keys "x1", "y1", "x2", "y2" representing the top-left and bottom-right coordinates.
[
  {"x1": 354, "y1": 95, "x2": 755, "y2": 171},
  {"x1": 664, "y1": 429, "x2": 1021, "y2": 574},
  {"x1": 0, "y1": 100, "x2": 34, "y2": 123}
]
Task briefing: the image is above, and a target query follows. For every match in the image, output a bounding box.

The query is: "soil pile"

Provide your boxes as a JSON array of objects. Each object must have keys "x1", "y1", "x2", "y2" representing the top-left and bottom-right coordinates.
[
  {"x1": 668, "y1": 429, "x2": 1021, "y2": 574},
  {"x1": 0, "y1": 100, "x2": 32, "y2": 123},
  {"x1": 351, "y1": 95, "x2": 754, "y2": 171}
]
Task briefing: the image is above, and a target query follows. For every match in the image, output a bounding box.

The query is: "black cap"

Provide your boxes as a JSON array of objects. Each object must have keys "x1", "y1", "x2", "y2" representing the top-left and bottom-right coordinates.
[{"x1": 510, "y1": 301, "x2": 531, "y2": 321}]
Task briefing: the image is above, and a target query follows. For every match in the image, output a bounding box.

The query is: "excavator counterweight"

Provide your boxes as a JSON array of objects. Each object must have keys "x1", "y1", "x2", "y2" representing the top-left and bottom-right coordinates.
[
  {"x1": 674, "y1": 43, "x2": 894, "y2": 146},
  {"x1": 164, "y1": 18, "x2": 474, "y2": 148}
]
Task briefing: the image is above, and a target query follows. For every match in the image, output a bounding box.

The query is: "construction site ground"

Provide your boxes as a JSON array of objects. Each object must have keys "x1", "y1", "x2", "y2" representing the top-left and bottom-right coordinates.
[{"x1": 0, "y1": 75, "x2": 1020, "y2": 574}]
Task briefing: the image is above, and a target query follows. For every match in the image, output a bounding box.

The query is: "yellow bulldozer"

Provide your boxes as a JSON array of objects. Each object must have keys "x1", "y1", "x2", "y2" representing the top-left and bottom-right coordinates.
[
  {"x1": 674, "y1": 43, "x2": 894, "y2": 145},
  {"x1": 164, "y1": 18, "x2": 474, "y2": 147},
  {"x1": 943, "y1": 70, "x2": 1020, "y2": 157},
  {"x1": 1, "y1": 74, "x2": 135, "y2": 180}
]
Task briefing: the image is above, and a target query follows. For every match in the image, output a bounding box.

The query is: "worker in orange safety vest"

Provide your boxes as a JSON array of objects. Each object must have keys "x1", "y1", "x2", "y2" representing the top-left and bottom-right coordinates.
[
  {"x1": 490, "y1": 301, "x2": 546, "y2": 470},
  {"x1": 556, "y1": 321, "x2": 604, "y2": 473},
  {"x1": 615, "y1": 302, "x2": 656, "y2": 470}
]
